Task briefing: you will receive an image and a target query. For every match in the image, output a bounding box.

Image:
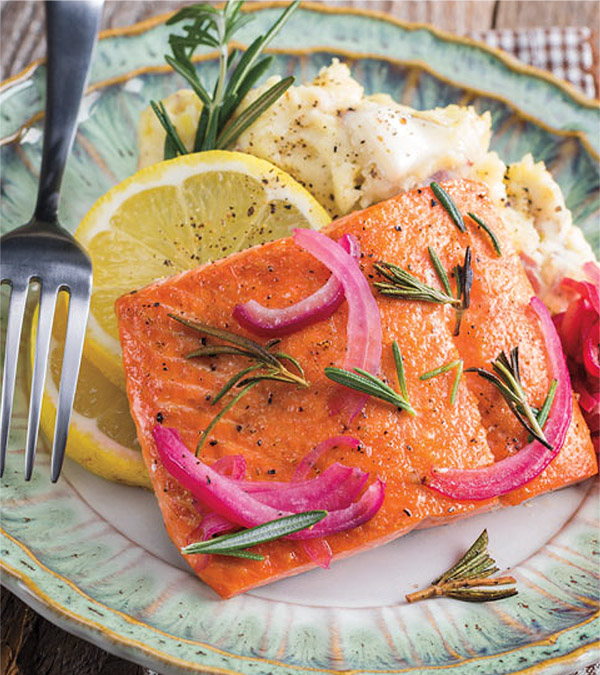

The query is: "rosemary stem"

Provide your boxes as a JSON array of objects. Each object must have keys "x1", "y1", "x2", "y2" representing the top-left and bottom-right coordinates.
[{"x1": 406, "y1": 575, "x2": 517, "y2": 603}]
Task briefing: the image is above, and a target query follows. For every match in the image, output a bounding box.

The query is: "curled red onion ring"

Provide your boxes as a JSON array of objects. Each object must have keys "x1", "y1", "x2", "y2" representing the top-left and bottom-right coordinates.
[
  {"x1": 233, "y1": 234, "x2": 359, "y2": 337},
  {"x1": 154, "y1": 426, "x2": 384, "y2": 537},
  {"x1": 426, "y1": 297, "x2": 572, "y2": 500},
  {"x1": 239, "y1": 464, "x2": 367, "y2": 512},
  {"x1": 211, "y1": 454, "x2": 247, "y2": 479},
  {"x1": 293, "y1": 228, "x2": 382, "y2": 421}
]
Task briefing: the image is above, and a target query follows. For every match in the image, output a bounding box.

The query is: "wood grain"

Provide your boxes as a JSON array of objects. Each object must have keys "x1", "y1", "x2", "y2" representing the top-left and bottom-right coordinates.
[
  {"x1": 0, "y1": 2, "x2": 595, "y2": 674},
  {"x1": 495, "y1": 0, "x2": 599, "y2": 29}
]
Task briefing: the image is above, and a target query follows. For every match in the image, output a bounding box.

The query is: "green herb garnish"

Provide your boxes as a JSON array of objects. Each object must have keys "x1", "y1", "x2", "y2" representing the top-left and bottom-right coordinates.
[
  {"x1": 153, "y1": 0, "x2": 299, "y2": 157},
  {"x1": 430, "y1": 182, "x2": 466, "y2": 233},
  {"x1": 324, "y1": 341, "x2": 415, "y2": 416},
  {"x1": 374, "y1": 254, "x2": 459, "y2": 306},
  {"x1": 467, "y1": 212, "x2": 502, "y2": 256},
  {"x1": 452, "y1": 246, "x2": 473, "y2": 336},
  {"x1": 169, "y1": 314, "x2": 308, "y2": 452},
  {"x1": 420, "y1": 359, "x2": 464, "y2": 406},
  {"x1": 374, "y1": 246, "x2": 473, "y2": 336},
  {"x1": 466, "y1": 347, "x2": 556, "y2": 449},
  {"x1": 406, "y1": 530, "x2": 517, "y2": 603},
  {"x1": 182, "y1": 510, "x2": 327, "y2": 559}
]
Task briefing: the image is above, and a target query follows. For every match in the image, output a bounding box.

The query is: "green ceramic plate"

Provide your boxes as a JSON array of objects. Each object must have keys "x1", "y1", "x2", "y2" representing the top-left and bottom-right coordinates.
[{"x1": 1, "y1": 4, "x2": 599, "y2": 674}]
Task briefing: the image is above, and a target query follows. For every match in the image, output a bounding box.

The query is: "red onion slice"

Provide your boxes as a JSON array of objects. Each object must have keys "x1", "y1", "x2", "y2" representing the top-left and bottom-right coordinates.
[
  {"x1": 293, "y1": 435, "x2": 362, "y2": 568},
  {"x1": 293, "y1": 435, "x2": 361, "y2": 481},
  {"x1": 233, "y1": 235, "x2": 359, "y2": 337},
  {"x1": 302, "y1": 539, "x2": 333, "y2": 569},
  {"x1": 153, "y1": 426, "x2": 384, "y2": 537},
  {"x1": 293, "y1": 228, "x2": 382, "y2": 421},
  {"x1": 426, "y1": 297, "x2": 573, "y2": 500},
  {"x1": 287, "y1": 479, "x2": 385, "y2": 539},
  {"x1": 240, "y1": 463, "x2": 363, "y2": 511}
]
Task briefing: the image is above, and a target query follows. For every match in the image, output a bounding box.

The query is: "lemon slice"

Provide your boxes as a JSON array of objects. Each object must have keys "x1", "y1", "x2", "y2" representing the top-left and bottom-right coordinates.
[
  {"x1": 33, "y1": 300, "x2": 151, "y2": 488},
  {"x1": 76, "y1": 150, "x2": 330, "y2": 387}
]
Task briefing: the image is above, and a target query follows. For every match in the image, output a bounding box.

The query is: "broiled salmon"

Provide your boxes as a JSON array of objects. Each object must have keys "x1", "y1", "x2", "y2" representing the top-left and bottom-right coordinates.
[{"x1": 116, "y1": 180, "x2": 597, "y2": 598}]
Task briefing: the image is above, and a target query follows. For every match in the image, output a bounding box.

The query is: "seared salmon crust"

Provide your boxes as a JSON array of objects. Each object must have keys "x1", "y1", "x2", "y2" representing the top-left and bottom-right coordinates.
[{"x1": 116, "y1": 180, "x2": 597, "y2": 598}]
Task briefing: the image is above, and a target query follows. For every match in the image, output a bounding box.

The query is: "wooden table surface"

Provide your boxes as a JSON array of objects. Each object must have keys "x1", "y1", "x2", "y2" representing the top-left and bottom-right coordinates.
[{"x1": 1, "y1": 1, "x2": 598, "y2": 674}]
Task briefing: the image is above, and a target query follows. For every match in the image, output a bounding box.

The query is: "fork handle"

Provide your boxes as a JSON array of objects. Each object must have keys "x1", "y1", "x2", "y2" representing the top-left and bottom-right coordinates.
[{"x1": 34, "y1": 0, "x2": 104, "y2": 225}]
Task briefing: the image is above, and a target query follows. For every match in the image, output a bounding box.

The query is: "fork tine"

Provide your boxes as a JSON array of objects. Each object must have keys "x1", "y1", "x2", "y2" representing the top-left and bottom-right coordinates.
[
  {"x1": 50, "y1": 289, "x2": 90, "y2": 482},
  {"x1": 24, "y1": 285, "x2": 59, "y2": 480},
  {"x1": 0, "y1": 281, "x2": 29, "y2": 476}
]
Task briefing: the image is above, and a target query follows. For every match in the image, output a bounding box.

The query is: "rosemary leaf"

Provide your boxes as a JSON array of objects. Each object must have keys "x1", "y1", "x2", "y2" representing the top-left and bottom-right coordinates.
[
  {"x1": 528, "y1": 379, "x2": 557, "y2": 442},
  {"x1": 216, "y1": 76, "x2": 294, "y2": 149},
  {"x1": 182, "y1": 510, "x2": 327, "y2": 556},
  {"x1": 450, "y1": 359, "x2": 463, "y2": 406},
  {"x1": 325, "y1": 362, "x2": 416, "y2": 416},
  {"x1": 420, "y1": 360, "x2": 462, "y2": 381},
  {"x1": 150, "y1": 100, "x2": 188, "y2": 158},
  {"x1": 186, "y1": 345, "x2": 258, "y2": 359},
  {"x1": 169, "y1": 313, "x2": 278, "y2": 366},
  {"x1": 392, "y1": 341, "x2": 408, "y2": 400},
  {"x1": 430, "y1": 182, "x2": 466, "y2": 233},
  {"x1": 428, "y1": 246, "x2": 453, "y2": 297},
  {"x1": 444, "y1": 587, "x2": 518, "y2": 602},
  {"x1": 467, "y1": 212, "x2": 502, "y2": 256},
  {"x1": 197, "y1": 382, "x2": 258, "y2": 453},
  {"x1": 452, "y1": 246, "x2": 473, "y2": 337}
]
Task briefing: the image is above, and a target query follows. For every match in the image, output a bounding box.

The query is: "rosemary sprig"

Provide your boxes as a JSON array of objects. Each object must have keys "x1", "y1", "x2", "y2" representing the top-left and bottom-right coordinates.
[
  {"x1": 182, "y1": 510, "x2": 327, "y2": 560},
  {"x1": 324, "y1": 341, "x2": 416, "y2": 416},
  {"x1": 374, "y1": 246, "x2": 473, "y2": 336},
  {"x1": 153, "y1": 0, "x2": 298, "y2": 157},
  {"x1": 374, "y1": 251, "x2": 459, "y2": 306},
  {"x1": 169, "y1": 314, "x2": 308, "y2": 452},
  {"x1": 406, "y1": 530, "x2": 517, "y2": 603},
  {"x1": 467, "y1": 212, "x2": 502, "y2": 256},
  {"x1": 430, "y1": 182, "x2": 466, "y2": 233},
  {"x1": 466, "y1": 347, "x2": 556, "y2": 449},
  {"x1": 420, "y1": 359, "x2": 463, "y2": 406}
]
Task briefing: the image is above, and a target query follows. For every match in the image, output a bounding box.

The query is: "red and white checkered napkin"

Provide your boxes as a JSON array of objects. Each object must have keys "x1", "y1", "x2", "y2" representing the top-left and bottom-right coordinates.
[{"x1": 470, "y1": 26, "x2": 598, "y2": 100}]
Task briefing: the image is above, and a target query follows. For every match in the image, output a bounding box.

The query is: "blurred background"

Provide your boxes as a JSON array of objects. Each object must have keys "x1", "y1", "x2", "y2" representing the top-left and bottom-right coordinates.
[{"x1": 1, "y1": 1, "x2": 599, "y2": 96}]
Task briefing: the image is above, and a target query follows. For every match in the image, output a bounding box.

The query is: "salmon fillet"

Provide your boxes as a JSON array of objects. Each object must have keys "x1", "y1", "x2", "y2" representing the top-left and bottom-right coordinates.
[{"x1": 116, "y1": 180, "x2": 597, "y2": 598}]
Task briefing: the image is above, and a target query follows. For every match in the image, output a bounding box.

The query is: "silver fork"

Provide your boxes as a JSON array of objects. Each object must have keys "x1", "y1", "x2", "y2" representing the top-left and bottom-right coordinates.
[{"x1": 1, "y1": 1, "x2": 104, "y2": 482}]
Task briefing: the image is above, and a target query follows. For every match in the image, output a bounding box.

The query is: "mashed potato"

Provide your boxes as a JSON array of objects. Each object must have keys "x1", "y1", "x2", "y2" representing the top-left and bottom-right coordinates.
[{"x1": 138, "y1": 60, "x2": 596, "y2": 304}]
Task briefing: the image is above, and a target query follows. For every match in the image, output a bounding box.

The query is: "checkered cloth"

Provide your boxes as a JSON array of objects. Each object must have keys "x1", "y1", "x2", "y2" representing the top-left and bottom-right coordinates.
[{"x1": 470, "y1": 26, "x2": 598, "y2": 100}]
